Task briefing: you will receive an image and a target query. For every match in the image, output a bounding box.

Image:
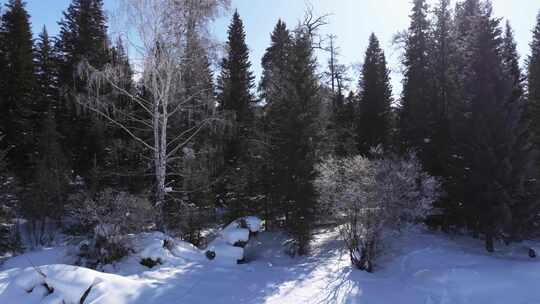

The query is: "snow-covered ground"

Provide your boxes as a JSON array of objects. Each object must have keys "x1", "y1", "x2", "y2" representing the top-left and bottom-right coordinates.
[{"x1": 1, "y1": 226, "x2": 540, "y2": 303}]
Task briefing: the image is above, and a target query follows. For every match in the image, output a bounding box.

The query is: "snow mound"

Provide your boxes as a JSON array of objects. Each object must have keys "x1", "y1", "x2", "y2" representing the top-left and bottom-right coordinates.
[
  {"x1": 1, "y1": 264, "x2": 144, "y2": 304},
  {"x1": 244, "y1": 216, "x2": 263, "y2": 233},
  {"x1": 221, "y1": 225, "x2": 250, "y2": 246},
  {"x1": 205, "y1": 216, "x2": 263, "y2": 264},
  {"x1": 131, "y1": 232, "x2": 204, "y2": 264},
  {"x1": 206, "y1": 239, "x2": 244, "y2": 264}
]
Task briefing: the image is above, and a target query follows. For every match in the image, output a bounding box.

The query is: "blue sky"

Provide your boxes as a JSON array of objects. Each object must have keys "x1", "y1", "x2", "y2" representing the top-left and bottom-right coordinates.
[{"x1": 9, "y1": 0, "x2": 540, "y2": 94}]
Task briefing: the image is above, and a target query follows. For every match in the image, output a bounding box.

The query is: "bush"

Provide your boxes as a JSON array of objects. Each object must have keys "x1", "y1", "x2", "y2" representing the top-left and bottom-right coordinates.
[
  {"x1": 316, "y1": 152, "x2": 440, "y2": 272},
  {"x1": 68, "y1": 188, "x2": 153, "y2": 267}
]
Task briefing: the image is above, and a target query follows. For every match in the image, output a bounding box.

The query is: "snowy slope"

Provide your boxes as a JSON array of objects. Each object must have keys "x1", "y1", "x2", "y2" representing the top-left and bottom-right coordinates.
[{"x1": 1, "y1": 227, "x2": 540, "y2": 303}]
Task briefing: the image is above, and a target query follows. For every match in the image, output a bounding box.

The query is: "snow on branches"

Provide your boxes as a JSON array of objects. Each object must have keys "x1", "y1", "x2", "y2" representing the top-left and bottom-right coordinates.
[{"x1": 315, "y1": 152, "x2": 441, "y2": 272}]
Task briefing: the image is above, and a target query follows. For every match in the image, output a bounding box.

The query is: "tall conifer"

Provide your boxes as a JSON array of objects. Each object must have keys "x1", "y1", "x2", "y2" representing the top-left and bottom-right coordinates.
[
  {"x1": 216, "y1": 11, "x2": 256, "y2": 216},
  {"x1": 0, "y1": 0, "x2": 36, "y2": 181},
  {"x1": 357, "y1": 33, "x2": 392, "y2": 155}
]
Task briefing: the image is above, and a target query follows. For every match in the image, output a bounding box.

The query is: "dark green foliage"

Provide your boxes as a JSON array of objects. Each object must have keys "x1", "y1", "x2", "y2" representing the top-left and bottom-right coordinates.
[
  {"x1": 331, "y1": 91, "x2": 357, "y2": 157},
  {"x1": 218, "y1": 10, "x2": 255, "y2": 122},
  {"x1": 56, "y1": 0, "x2": 111, "y2": 180},
  {"x1": 258, "y1": 20, "x2": 293, "y2": 228},
  {"x1": 216, "y1": 11, "x2": 257, "y2": 218},
  {"x1": 398, "y1": 0, "x2": 435, "y2": 164},
  {"x1": 259, "y1": 20, "x2": 323, "y2": 254},
  {"x1": 455, "y1": 2, "x2": 535, "y2": 251},
  {"x1": 529, "y1": 12, "x2": 540, "y2": 165},
  {"x1": 34, "y1": 27, "x2": 59, "y2": 116},
  {"x1": 356, "y1": 34, "x2": 392, "y2": 155},
  {"x1": 0, "y1": 0, "x2": 36, "y2": 182},
  {"x1": 25, "y1": 115, "x2": 69, "y2": 224},
  {"x1": 280, "y1": 27, "x2": 321, "y2": 255},
  {"x1": 429, "y1": 0, "x2": 457, "y2": 179},
  {"x1": 165, "y1": 25, "x2": 220, "y2": 240}
]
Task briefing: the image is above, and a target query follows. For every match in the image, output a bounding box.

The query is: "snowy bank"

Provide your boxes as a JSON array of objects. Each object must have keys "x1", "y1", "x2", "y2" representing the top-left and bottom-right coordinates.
[{"x1": 0, "y1": 264, "x2": 145, "y2": 304}]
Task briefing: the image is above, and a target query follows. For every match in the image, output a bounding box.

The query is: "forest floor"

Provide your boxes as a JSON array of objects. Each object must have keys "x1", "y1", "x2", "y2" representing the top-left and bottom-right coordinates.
[{"x1": 0, "y1": 226, "x2": 539, "y2": 303}]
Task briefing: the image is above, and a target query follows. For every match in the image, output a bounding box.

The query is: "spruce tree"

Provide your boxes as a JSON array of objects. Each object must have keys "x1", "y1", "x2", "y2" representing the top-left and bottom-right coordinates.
[
  {"x1": 429, "y1": 0, "x2": 462, "y2": 227},
  {"x1": 0, "y1": 0, "x2": 36, "y2": 182},
  {"x1": 259, "y1": 20, "x2": 293, "y2": 228},
  {"x1": 260, "y1": 19, "x2": 322, "y2": 253},
  {"x1": 502, "y1": 22, "x2": 524, "y2": 103},
  {"x1": 26, "y1": 115, "x2": 69, "y2": 230},
  {"x1": 356, "y1": 33, "x2": 392, "y2": 155},
  {"x1": 26, "y1": 26, "x2": 71, "y2": 231},
  {"x1": 399, "y1": 0, "x2": 434, "y2": 163},
  {"x1": 166, "y1": 23, "x2": 220, "y2": 240},
  {"x1": 430, "y1": 0, "x2": 457, "y2": 176},
  {"x1": 57, "y1": 0, "x2": 110, "y2": 85},
  {"x1": 260, "y1": 20, "x2": 291, "y2": 106},
  {"x1": 56, "y1": 0, "x2": 111, "y2": 180},
  {"x1": 445, "y1": 0, "x2": 483, "y2": 230},
  {"x1": 529, "y1": 11, "x2": 540, "y2": 159},
  {"x1": 500, "y1": 21, "x2": 538, "y2": 240},
  {"x1": 458, "y1": 1, "x2": 535, "y2": 251},
  {"x1": 34, "y1": 27, "x2": 59, "y2": 117},
  {"x1": 284, "y1": 26, "x2": 322, "y2": 255},
  {"x1": 216, "y1": 11, "x2": 256, "y2": 217}
]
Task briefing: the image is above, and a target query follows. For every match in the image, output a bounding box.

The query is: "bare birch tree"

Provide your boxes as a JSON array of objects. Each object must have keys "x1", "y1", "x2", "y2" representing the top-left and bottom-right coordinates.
[{"x1": 76, "y1": 0, "x2": 229, "y2": 229}]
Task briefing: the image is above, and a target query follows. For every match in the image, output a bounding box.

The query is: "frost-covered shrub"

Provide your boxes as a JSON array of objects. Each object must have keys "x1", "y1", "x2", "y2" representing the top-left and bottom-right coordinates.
[
  {"x1": 316, "y1": 156, "x2": 379, "y2": 271},
  {"x1": 374, "y1": 153, "x2": 440, "y2": 230},
  {"x1": 316, "y1": 153, "x2": 440, "y2": 272},
  {"x1": 68, "y1": 188, "x2": 153, "y2": 267}
]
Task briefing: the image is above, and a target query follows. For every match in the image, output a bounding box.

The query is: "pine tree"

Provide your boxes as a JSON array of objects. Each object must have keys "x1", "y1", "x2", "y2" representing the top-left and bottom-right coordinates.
[
  {"x1": 56, "y1": 0, "x2": 111, "y2": 180},
  {"x1": 430, "y1": 0, "x2": 457, "y2": 178},
  {"x1": 284, "y1": 26, "x2": 322, "y2": 255},
  {"x1": 34, "y1": 27, "x2": 59, "y2": 118},
  {"x1": 502, "y1": 22, "x2": 524, "y2": 103},
  {"x1": 57, "y1": 0, "x2": 110, "y2": 85},
  {"x1": 260, "y1": 20, "x2": 291, "y2": 106},
  {"x1": 399, "y1": 0, "x2": 434, "y2": 163},
  {"x1": 428, "y1": 0, "x2": 463, "y2": 228},
  {"x1": 27, "y1": 26, "x2": 70, "y2": 231},
  {"x1": 444, "y1": 0, "x2": 484, "y2": 230},
  {"x1": 500, "y1": 20, "x2": 538, "y2": 240},
  {"x1": 216, "y1": 10, "x2": 256, "y2": 217},
  {"x1": 457, "y1": 1, "x2": 535, "y2": 251},
  {"x1": 529, "y1": 11, "x2": 540, "y2": 159},
  {"x1": 217, "y1": 10, "x2": 255, "y2": 121},
  {"x1": 356, "y1": 33, "x2": 392, "y2": 155},
  {"x1": 0, "y1": 0, "x2": 36, "y2": 182},
  {"x1": 166, "y1": 22, "x2": 220, "y2": 241},
  {"x1": 25, "y1": 115, "x2": 69, "y2": 239},
  {"x1": 259, "y1": 20, "x2": 293, "y2": 228}
]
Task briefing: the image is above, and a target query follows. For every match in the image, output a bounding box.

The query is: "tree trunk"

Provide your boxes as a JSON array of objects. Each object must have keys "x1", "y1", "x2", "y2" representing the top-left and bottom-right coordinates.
[{"x1": 153, "y1": 95, "x2": 168, "y2": 231}]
